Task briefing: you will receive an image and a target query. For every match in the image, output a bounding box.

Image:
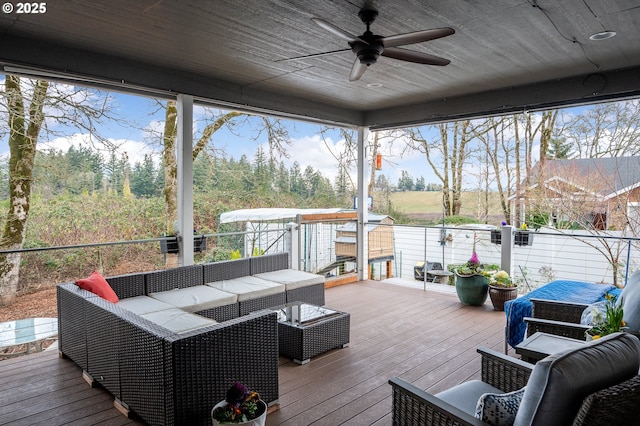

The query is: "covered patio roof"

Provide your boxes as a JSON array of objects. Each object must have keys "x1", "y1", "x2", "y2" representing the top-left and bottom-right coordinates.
[
  {"x1": 2, "y1": 1, "x2": 639, "y2": 274},
  {"x1": 1, "y1": 1, "x2": 639, "y2": 129}
]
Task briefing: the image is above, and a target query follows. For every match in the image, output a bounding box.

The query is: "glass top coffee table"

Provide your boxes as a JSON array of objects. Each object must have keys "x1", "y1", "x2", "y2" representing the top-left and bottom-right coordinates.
[
  {"x1": 0, "y1": 317, "x2": 58, "y2": 357},
  {"x1": 272, "y1": 302, "x2": 350, "y2": 364},
  {"x1": 515, "y1": 331, "x2": 585, "y2": 363}
]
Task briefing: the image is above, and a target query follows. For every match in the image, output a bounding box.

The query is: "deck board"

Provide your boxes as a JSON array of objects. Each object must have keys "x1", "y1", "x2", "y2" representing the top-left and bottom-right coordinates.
[{"x1": 0, "y1": 280, "x2": 514, "y2": 425}]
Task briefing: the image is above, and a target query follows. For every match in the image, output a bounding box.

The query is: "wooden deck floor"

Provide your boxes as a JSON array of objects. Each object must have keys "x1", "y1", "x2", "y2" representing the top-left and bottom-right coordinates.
[{"x1": 0, "y1": 280, "x2": 514, "y2": 425}]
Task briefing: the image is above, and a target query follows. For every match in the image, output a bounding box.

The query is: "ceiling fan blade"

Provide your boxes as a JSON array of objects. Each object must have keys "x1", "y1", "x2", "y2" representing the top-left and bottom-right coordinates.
[
  {"x1": 382, "y1": 27, "x2": 455, "y2": 48},
  {"x1": 382, "y1": 47, "x2": 451, "y2": 66},
  {"x1": 276, "y1": 48, "x2": 351, "y2": 62},
  {"x1": 349, "y1": 59, "x2": 368, "y2": 81},
  {"x1": 312, "y1": 18, "x2": 368, "y2": 44}
]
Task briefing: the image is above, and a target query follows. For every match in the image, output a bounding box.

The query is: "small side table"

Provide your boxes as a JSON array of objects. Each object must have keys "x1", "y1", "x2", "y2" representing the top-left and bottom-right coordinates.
[
  {"x1": 424, "y1": 270, "x2": 453, "y2": 290},
  {"x1": 273, "y1": 302, "x2": 350, "y2": 364},
  {"x1": 515, "y1": 331, "x2": 585, "y2": 363}
]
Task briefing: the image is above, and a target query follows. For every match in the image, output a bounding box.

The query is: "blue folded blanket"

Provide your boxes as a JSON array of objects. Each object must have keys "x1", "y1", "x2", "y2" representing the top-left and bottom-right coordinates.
[{"x1": 504, "y1": 280, "x2": 620, "y2": 348}]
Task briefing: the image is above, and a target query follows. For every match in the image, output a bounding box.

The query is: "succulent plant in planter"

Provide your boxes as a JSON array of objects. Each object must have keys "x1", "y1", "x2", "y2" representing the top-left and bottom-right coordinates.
[{"x1": 488, "y1": 270, "x2": 517, "y2": 311}]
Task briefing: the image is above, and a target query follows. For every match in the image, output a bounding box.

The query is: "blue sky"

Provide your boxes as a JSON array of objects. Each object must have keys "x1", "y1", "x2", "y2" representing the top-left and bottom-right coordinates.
[{"x1": 0, "y1": 86, "x2": 435, "y2": 187}]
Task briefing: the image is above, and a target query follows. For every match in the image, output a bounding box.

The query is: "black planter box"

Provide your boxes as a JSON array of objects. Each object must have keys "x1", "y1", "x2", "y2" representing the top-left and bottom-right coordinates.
[
  {"x1": 160, "y1": 235, "x2": 207, "y2": 254},
  {"x1": 490, "y1": 230, "x2": 501, "y2": 244},
  {"x1": 515, "y1": 231, "x2": 533, "y2": 246}
]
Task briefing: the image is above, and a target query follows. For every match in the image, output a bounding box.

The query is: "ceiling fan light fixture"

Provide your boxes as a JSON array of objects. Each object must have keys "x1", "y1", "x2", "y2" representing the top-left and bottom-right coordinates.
[{"x1": 589, "y1": 31, "x2": 616, "y2": 41}]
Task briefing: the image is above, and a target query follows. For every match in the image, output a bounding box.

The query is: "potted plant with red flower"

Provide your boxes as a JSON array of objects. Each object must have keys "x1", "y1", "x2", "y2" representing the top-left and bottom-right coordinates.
[{"x1": 211, "y1": 382, "x2": 267, "y2": 425}]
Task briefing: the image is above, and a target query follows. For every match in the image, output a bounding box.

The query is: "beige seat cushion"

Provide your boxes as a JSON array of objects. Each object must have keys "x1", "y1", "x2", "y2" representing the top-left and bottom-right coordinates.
[
  {"x1": 139, "y1": 308, "x2": 217, "y2": 334},
  {"x1": 254, "y1": 269, "x2": 324, "y2": 290},
  {"x1": 149, "y1": 285, "x2": 238, "y2": 312},
  {"x1": 207, "y1": 276, "x2": 284, "y2": 301},
  {"x1": 117, "y1": 295, "x2": 175, "y2": 315}
]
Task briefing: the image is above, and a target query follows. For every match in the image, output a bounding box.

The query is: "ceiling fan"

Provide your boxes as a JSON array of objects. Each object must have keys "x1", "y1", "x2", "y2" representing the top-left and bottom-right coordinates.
[{"x1": 294, "y1": 7, "x2": 455, "y2": 81}]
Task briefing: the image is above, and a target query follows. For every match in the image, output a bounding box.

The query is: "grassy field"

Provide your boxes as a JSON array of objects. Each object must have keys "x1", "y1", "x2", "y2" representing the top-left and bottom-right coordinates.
[{"x1": 387, "y1": 190, "x2": 504, "y2": 223}]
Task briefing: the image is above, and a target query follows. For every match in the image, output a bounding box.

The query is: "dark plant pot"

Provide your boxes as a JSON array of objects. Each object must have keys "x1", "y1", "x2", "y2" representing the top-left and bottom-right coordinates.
[
  {"x1": 488, "y1": 285, "x2": 518, "y2": 311},
  {"x1": 454, "y1": 272, "x2": 489, "y2": 306},
  {"x1": 193, "y1": 235, "x2": 207, "y2": 253},
  {"x1": 160, "y1": 235, "x2": 207, "y2": 254},
  {"x1": 515, "y1": 231, "x2": 533, "y2": 246},
  {"x1": 490, "y1": 229, "x2": 501, "y2": 245},
  {"x1": 160, "y1": 235, "x2": 179, "y2": 254}
]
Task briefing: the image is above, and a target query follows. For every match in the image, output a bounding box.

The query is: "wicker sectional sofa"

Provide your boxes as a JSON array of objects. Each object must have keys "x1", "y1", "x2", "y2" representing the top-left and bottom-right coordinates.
[{"x1": 57, "y1": 253, "x2": 325, "y2": 426}]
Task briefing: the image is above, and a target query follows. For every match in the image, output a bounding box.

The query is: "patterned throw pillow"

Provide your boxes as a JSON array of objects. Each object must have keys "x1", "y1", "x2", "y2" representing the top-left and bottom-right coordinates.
[{"x1": 475, "y1": 387, "x2": 525, "y2": 426}]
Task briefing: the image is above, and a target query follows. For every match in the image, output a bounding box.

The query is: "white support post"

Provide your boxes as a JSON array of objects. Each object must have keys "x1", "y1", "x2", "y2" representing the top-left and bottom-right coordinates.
[
  {"x1": 500, "y1": 225, "x2": 514, "y2": 277},
  {"x1": 176, "y1": 94, "x2": 194, "y2": 266},
  {"x1": 356, "y1": 126, "x2": 369, "y2": 281},
  {"x1": 286, "y1": 222, "x2": 300, "y2": 270}
]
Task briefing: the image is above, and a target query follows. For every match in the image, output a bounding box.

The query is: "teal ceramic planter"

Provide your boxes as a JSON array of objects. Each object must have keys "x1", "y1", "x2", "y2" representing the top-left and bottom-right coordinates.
[{"x1": 454, "y1": 272, "x2": 489, "y2": 306}]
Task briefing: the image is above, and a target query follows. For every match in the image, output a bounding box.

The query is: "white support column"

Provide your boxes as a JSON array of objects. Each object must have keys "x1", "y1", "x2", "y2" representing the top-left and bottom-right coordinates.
[
  {"x1": 286, "y1": 221, "x2": 300, "y2": 270},
  {"x1": 500, "y1": 225, "x2": 514, "y2": 277},
  {"x1": 176, "y1": 94, "x2": 194, "y2": 266},
  {"x1": 356, "y1": 126, "x2": 369, "y2": 281}
]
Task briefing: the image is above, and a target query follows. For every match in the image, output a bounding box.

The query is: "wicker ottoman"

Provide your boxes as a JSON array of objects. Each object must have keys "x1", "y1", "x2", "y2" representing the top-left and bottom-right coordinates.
[{"x1": 273, "y1": 302, "x2": 350, "y2": 364}]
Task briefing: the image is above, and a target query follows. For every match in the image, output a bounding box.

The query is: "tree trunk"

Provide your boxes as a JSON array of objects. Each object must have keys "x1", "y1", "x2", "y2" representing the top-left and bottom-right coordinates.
[
  {"x1": 0, "y1": 76, "x2": 48, "y2": 306},
  {"x1": 162, "y1": 101, "x2": 178, "y2": 232},
  {"x1": 368, "y1": 132, "x2": 380, "y2": 195},
  {"x1": 162, "y1": 104, "x2": 244, "y2": 232}
]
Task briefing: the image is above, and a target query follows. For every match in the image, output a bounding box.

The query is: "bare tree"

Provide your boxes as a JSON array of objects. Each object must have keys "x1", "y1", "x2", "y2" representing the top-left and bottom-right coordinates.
[
  {"x1": 525, "y1": 160, "x2": 637, "y2": 286},
  {"x1": 0, "y1": 76, "x2": 120, "y2": 305},
  {"x1": 404, "y1": 120, "x2": 478, "y2": 217},
  {"x1": 159, "y1": 102, "x2": 290, "y2": 231},
  {"x1": 564, "y1": 100, "x2": 640, "y2": 158}
]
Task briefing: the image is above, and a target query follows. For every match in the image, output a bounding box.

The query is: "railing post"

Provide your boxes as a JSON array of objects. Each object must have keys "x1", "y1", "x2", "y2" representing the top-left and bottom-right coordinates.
[
  {"x1": 292, "y1": 217, "x2": 302, "y2": 270},
  {"x1": 501, "y1": 225, "x2": 514, "y2": 276}
]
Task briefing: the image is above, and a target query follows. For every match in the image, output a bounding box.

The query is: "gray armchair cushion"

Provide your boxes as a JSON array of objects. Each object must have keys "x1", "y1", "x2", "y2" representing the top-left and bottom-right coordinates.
[
  {"x1": 436, "y1": 379, "x2": 503, "y2": 416},
  {"x1": 515, "y1": 332, "x2": 640, "y2": 426},
  {"x1": 621, "y1": 270, "x2": 640, "y2": 331}
]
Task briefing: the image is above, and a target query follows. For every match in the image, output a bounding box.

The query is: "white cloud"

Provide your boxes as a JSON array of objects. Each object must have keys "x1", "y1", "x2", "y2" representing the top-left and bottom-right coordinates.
[
  {"x1": 39, "y1": 133, "x2": 156, "y2": 166},
  {"x1": 279, "y1": 134, "x2": 345, "y2": 182}
]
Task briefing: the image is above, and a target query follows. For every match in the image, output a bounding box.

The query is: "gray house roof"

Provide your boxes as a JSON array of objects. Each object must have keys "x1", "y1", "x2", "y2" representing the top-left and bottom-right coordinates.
[{"x1": 527, "y1": 156, "x2": 640, "y2": 199}]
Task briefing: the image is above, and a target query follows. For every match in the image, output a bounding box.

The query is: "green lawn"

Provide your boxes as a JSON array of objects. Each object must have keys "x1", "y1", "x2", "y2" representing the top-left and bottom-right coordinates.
[{"x1": 388, "y1": 190, "x2": 504, "y2": 217}]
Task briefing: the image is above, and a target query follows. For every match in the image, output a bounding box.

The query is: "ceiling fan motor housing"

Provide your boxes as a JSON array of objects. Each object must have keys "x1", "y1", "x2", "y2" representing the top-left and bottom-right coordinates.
[{"x1": 350, "y1": 39, "x2": 384, "y2": 65}]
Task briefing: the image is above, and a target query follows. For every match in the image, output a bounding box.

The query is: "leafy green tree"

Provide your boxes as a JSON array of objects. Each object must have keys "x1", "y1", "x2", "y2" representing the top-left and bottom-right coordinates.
[{"x1": 415, "y1": 176, "x2": 426, "y2": 191}]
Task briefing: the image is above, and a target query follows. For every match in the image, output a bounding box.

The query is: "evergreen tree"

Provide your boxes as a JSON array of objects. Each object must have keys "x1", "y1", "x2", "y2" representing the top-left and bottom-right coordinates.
[
  {"x1": 290, "y1": 162, "x2": 305, "y2": 196},
  {"x1": 335, "y1": 163, "x2": 350, "y2": 203},
  {"x1": 275, "y1": 162, "x2": 290, "y2": 194},
  {"x1": 375, "y1": 174, "x2": 390, "y2": 192},
  {"x1": 547, "y1": 137, "x2": 572, "y2": 159},
  {"x1": 397, "y1": 170, "x2": 414, "y2": 191},
  {"x1": 131, "y1": 154, "x2": 158, "y2": 197},
  {"x1": 415, "y1": 176, "x2": 426, "y2": 191}
]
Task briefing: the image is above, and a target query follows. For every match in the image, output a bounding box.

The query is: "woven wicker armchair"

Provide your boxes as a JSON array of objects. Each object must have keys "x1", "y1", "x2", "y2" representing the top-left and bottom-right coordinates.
[
  {"x1": 523, "y1": 297, "x2": 592, "y2": 340},
  {"x1": 389, "y1": 333, "x2": 640, "y2": 425},
  {"x1": 524, "y1": 271, "x2": 640, "y2": 341}
]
